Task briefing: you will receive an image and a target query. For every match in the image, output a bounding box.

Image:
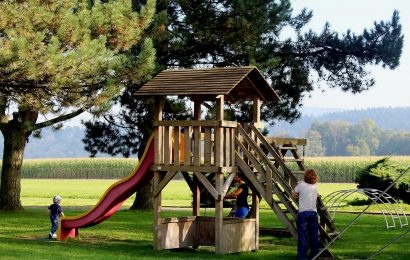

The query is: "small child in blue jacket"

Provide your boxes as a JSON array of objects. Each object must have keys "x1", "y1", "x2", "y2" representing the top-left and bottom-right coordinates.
[{"x1": 48, "y1": 195, "x2": 65, "y2": 239}]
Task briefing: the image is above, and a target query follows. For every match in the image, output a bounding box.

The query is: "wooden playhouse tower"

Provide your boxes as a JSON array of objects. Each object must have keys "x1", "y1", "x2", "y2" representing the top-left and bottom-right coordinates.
[{"x1": 135, "y1": 66, "x2": 335, "y2": 255}]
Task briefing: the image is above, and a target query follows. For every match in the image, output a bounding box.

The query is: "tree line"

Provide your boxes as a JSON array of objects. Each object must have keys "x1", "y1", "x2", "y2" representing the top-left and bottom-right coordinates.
[{"x1": 305, "y1": 119, "x2": 410, "y2": 156}]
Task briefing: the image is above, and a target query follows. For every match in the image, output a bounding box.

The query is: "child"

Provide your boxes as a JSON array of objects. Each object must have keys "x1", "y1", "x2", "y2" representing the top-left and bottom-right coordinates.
[
  {"x1": 48, "y1": 195, "x2": 65, "y2": 239},
  {"x1": 292, "y1": 169, "x2": 319, "y2": 260}
]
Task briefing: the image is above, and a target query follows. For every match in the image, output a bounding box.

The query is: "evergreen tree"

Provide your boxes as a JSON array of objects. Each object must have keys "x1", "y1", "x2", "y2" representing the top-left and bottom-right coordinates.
[
  {"x1": 0, "y1": 0, "x2": 156, "y2": 210},
  {"x1": 83, "y1": 0, "x2": 404, "y2": 208}
]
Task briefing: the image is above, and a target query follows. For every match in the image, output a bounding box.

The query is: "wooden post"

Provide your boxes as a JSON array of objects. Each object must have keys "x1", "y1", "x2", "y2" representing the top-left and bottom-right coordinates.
[
  {"x1": 153, "y1": 171, "x2": 162, "y2": 250},
  {"x1": 252, "y1": 191, "x2": 260, "y2": 250},
  {"x1": 215, "y1": 95, "x2": 224, "y2": 167},
  {"x1": 253, "y1": 96, "x2": 263, "y2": 129},
  {"x1": 215, "y1": 172, "x2": 224, "y2": 254},
  {"x1": 193, "y1": 97, "x2": 201, "y2": 216},
  {"x1": 153, "y1": 96, "x2": 163, "y2": 250},
  {"x1": 155, "y1": 96, "x2": 164, "y2": 165}
]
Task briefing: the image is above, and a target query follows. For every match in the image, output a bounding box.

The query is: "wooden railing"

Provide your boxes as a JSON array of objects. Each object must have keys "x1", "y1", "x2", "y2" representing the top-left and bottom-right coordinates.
[{"x1": 153, "y1": 120, "x2": 237, "y2": 170}]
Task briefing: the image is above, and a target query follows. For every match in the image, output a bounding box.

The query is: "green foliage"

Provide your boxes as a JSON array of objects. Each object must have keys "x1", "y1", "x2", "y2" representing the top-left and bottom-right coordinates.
[
  {"x1": 355, "y1": 157, "x2": 410, "y2": 203},
  {"x1": 0, "y1": 0, "x2": 156, "y2": 115},
  {"x1": 307, "y1": 119, "x2": 410, "y2": 156},
  {"x1": 0, "y1": 0, "x2": 156, "y2": 210}
]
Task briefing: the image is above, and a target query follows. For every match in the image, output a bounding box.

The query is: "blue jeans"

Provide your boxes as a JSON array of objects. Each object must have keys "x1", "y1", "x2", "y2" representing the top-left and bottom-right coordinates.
[
  {"x1": 235, "y1": 207, "x2": 249, "y2": 219},
  {"x1": 297, "y1": 211, "x2": 319, "y2": 260},
  {"x1": 50, "y1": 217, "x2": 59, "y2": 234}
]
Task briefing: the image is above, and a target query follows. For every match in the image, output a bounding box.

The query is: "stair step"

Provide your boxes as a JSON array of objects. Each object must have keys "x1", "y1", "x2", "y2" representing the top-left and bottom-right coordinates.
[{"x1": 292, "y1": 170, "x2": 305, "y2": 174}]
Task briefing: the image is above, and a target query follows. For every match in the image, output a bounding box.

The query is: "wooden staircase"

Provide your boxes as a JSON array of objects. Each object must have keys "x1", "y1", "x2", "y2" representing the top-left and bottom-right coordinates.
[{"x1": 235, "y1": 123, "x2": 336, "y2": 257}]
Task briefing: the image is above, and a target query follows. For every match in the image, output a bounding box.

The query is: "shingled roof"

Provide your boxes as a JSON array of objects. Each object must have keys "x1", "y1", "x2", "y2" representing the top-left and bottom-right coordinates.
[{"x1": 134, "y1": 66, "x2": 280, "y2": 102}]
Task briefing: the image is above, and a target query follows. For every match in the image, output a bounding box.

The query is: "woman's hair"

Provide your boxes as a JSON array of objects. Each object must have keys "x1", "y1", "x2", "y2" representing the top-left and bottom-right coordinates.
[{"x1": 303, "y1": 169, "x2": 318, "y2": 184}]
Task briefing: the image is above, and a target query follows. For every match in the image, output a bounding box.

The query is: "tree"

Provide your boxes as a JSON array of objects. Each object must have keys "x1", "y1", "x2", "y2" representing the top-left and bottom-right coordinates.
[
  {"x1": 0, "y1": 0, "x2": 156, "y2": 210},
  {"x1": 305, "y1": 129, "x2": 325, "y2": 156},
  {"x1": 83, "y1": 0, "x2": 403, "y2": 208}
]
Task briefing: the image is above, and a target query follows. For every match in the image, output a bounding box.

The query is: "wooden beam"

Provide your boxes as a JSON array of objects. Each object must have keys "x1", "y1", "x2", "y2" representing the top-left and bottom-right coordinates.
[
  {"x1": 153, "y1": 171, "x2": 162, "y2": 250},
  {"x1": 154, "y1": 120, "x2": 237, "y2": 128},
  {"x1": 222, "y1": 172, "x2": 236, "y2": 197},
  {"x1": 215, "y1": 172, "x2": 224, "y2": 254},
  {"x1": 151, "y1": 165, "x2": 238, "y2": 173},
  {"x1": 181, "y1": 172, "x2": 194, "y2": 192},
  {"x1": 235, "y1": 153, "x2": 266, "y2": 199},
  {"x1": 253, "y1": 96, "x2": 261, "y2": 124},
  {"x1": 193, "y1": 172, "x2": 219, "y2": 200},
  {"x1": 153, "y1": 171, "x2": 177, "y2": 197}
]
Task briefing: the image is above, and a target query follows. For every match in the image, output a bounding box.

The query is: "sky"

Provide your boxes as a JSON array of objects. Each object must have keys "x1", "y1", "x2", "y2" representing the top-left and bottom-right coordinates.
[{"x1": 293, "y1": 0, "x2": 410, "y2": 109}]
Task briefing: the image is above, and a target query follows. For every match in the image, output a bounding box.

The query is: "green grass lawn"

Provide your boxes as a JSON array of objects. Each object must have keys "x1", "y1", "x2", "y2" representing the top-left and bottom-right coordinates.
[{"x1": 0, "y1": 179, "x2": 406, "y2": 259}]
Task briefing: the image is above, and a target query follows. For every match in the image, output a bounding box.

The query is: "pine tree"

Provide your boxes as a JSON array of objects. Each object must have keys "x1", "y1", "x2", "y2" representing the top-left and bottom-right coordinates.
[
  {"x1": 83, "y1": 0, "x2": 403, "y2": 209},
  {"x1": 0, "y1": 0, "x2": 156, "y2": 210}
]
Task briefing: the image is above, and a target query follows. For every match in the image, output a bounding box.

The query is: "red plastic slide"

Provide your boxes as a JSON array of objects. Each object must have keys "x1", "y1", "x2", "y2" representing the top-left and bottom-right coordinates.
[{"x1": 58, "y1": 135, "x2": 155, "y2": 240}]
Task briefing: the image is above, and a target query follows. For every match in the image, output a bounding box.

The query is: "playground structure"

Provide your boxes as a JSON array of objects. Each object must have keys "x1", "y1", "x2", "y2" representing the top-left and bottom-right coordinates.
[
  {"x1": 59, "y1": 66, "x2": 336, "y2": 255},
  {"x1": 323, "y1": 188, "x2": 408, "y2": 229}
]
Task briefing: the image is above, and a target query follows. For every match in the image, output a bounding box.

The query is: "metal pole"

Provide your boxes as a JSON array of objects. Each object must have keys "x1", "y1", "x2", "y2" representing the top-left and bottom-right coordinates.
[
  {"x1": 367, "y1": 229, "x2": 409, "y2": 259},
  {"x1": 312, "y1": 166, "x2": 410, "y2": 260}
]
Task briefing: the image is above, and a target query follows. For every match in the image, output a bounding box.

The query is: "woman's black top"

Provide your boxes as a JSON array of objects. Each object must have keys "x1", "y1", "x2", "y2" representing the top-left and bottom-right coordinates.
[{"x1": 236, "y1": 183, "x2": 249, "y2": 208}]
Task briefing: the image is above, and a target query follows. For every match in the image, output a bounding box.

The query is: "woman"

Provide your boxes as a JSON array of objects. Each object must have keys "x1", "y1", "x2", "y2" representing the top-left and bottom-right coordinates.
[
  {"x1": 292, "y1": 169, "x2": 319, "y2": 259},
  {"x1": 224, "y1": 173, "x2": 249, "y2": 219}
]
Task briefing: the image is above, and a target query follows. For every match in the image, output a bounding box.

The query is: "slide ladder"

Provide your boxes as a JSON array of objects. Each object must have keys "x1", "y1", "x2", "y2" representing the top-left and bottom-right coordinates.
[{"x1": 235, "y1": 123, "x2": 335, "y2": 257}]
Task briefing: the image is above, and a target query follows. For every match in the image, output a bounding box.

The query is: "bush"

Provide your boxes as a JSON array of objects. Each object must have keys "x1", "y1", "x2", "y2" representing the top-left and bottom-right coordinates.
[{"x1": 355, "y1": 157, "x2": 410, "y2": 203}]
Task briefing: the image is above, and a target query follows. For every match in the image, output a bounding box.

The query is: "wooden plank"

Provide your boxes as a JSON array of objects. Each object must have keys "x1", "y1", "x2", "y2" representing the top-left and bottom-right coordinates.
[
  {"x1": 235, "y1": 153, "x2": 266, "y2": 199},
  {"x1": 215, "y1": 172, "x2": 224, "y2": 254},
  {"x1": 153, "y1": 171, "x2": 162, "y2": 250},
  {"x1": 153, "y1": 171, "x2": 177, "y2": 198},
  {"x1": 222, "y1": 172, "x2": 236, "y2": 197},
  {"x1": 193, "y1": 175, "x2": 200, "y2": 216},
  {"x1": 154, "y1": 120, "x2": 237, "y2": 128},
  {"x1": 184, "y1": 126, "x2": 192, "y2": 166},
  {"x1": 231, "y1": 128, "x2": 236, "y2": 165},
  {"x1": 164, "y1": 126, "x2": 172, "y2": 165},
  {"x1": 265, "y1": 137, "x2": 307, "y2": 146},
  {"x1": 252, "y1": 192, "x2": 260, "y2": 250},
  {"x1": 151, "y1": 165, "x2": 238, "y2": 173},
  {"x1": 154, "y1": 96, "x2": 164, "y2": 165},
  {"x1": 181, "y1": 172, "x2": 194, "y2": 192},
  {"x1": 204, "y1": 127, "x2": 212, "y2": 166},
  {"x1": 224, "y1": 128, "x2": 231, "y2": 166},
  {"x1": 194, "y1": 126, "x2": 201, "y2": 166},
  {"x1": 193, "y1": 172, "x2": 219, "y2": 200},
  {"x1": 174, "y1": 127, "x2": 180, "y2": 165}
]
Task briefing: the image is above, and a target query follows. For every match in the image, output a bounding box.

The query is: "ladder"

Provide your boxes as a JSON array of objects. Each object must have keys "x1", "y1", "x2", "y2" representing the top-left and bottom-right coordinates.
[{"x1": 235, "y1": 123, "x2": 336, "y2": 257}]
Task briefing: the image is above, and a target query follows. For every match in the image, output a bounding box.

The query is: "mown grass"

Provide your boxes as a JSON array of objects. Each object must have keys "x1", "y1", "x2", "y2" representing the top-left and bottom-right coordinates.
[
  {"x1": 21, "y1": 179, "x2": 410, "y2": 212},
  {"x1": 0, "y1": 208, "x2": 409, "y2": 259},
  {"x1": 0, "y1": 179, "x2": 407, "y2": 259}
]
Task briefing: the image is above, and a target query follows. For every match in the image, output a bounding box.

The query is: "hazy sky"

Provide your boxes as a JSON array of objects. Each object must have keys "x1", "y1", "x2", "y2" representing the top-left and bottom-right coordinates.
[{"x1": 293, "y1": 0, "x2": 410, "y2": 109}]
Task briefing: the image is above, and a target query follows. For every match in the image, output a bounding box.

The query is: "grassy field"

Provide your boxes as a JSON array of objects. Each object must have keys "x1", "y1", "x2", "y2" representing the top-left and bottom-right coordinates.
[
  {"x1": 0, "y1": 179, "x2": 406, "y2": 259},
  {"x1": 0, "y1": 208, "x2": 409, "y2": 259}
]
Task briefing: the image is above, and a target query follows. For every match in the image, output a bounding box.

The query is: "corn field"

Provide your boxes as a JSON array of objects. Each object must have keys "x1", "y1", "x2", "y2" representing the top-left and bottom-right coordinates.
[
  {"x1": 304, "y1": 156, "x2": 410, "y2": 183},
  {"x1": 2, "y1": 156, "x2": 409, "y2": 182},
  {"x1": 18, "y1": 158, "x2": 139, "y2": 179}
]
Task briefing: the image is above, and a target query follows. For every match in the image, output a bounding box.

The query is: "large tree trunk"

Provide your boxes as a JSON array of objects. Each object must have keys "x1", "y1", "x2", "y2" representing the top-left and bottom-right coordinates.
[
  {"x1": 130, "y1": 179, "x2": 153, "y2": 210},
  {"x1": 0, "y1": 120, "x2": 29, "y2": 210}
]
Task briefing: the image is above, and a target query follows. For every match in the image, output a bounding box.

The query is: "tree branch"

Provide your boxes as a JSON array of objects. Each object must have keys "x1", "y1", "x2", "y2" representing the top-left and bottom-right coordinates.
[{"x1": 31, "y1": 107, "x2": 88, "y2": 131}]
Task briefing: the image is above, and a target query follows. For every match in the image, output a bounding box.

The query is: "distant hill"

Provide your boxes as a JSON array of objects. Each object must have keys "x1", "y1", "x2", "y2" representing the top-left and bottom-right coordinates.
[
  {"x1": 0, "y1": 107, "x2": 409, "y2": 158},
  {"x1": 269, "y1": 107, "x2": 410, "y2": 137}
]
